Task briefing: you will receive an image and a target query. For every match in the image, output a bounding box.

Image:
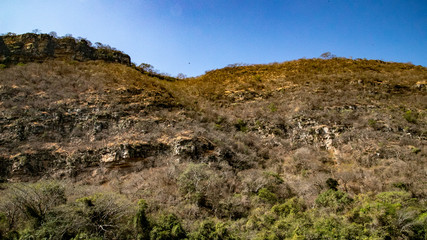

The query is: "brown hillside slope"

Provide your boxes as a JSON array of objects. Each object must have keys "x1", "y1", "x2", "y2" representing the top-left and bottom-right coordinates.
[
  {"x1": 0, "y1": 56, "x2": 426, "y2": 239},
  {"x1": 1, "y1": 57, "x2": 425, "y2": 197}
]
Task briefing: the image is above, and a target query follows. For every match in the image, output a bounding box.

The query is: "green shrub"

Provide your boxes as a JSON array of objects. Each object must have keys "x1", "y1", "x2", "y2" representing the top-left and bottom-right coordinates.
[
  {"x1": 135, "y1": 199, "x2": 151, "y2": 240},
  {"x1": 309, "y1": 217, "x2": 368, "y2": 240},
  {"x1": 411, "y1": 146, "x2": 421, "y2": 154},
  {"x1": 315, "y1": 189, "x2": 353, "y2": 212},
  {"x1": 403, "y1": 110, "x2": 417, "y2": 123},
  {"x1": 268, "y1": 103, "x2": 277, "y2": 112},
  {"x1": 8, "y1": 181, "x2": 66, "y2": 227},
  {"x1": 258, "y1": 188, "x2": 278, "y2": 204},
  {"x1": 0, "y1": 64, "x2": 6, "y2": 69},
  {"x1": 190, "y1": 220, "x2": 239, "y2": 240},
  {"x1": 271, "y1": 198, "x2": 305, "y2": 217},
  {"x1": 375, "y1": 191, "x2": 412, "y2": 205},
  {"x1": 234, "y1": 119, "x2": 248, "y2": 132},
  {"x1": 0, "y1": 212, "x2": 6, "y2": 239},
  {"x1": 75, "y1": 193, "x2": 134, "y2": 239},
  {"x1": 178, "y1": 163, "x2": 211, "y2": 207},
  {"x1": 150, "y1": 214, "x2": 186, "y2": 240}
]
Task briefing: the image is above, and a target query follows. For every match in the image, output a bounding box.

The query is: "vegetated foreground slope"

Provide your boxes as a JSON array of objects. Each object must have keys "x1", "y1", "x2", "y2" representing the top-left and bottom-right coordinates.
[{"x1": 0, "y1": 55, "x2": 426, "y2": 239}]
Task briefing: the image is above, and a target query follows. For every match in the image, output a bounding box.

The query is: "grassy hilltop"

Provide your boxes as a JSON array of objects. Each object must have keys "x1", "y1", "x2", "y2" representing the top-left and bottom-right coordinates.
[{"x1": 0, "y1": 34, "x2": 426, "y2": 239}]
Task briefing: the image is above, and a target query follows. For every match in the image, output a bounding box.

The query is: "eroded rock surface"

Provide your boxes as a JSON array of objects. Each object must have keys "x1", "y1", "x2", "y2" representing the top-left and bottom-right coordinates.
[{"x1": 0, "y1": 33, "x2": 130, "y2": 65}]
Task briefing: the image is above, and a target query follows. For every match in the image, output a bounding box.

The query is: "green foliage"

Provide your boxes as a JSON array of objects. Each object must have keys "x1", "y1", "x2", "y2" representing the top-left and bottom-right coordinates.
[
  {"x1": 150, "y1": 214, "x2": 186, "y2": 240},
  {"x1": 375, "y1": 191, "x2": 412, "y2": 205},
  {"x1": 262, "y1": 171, "x2": 284, "y2": 184},
  {"x1": 411, "y1": 146, "x2": 421, "y2": 154},
  {"x1": 0, "y1": 64, "x2": 6, "y2": 69},
  {"x1": 17, "y1": 62, "x2": 25, "y2": 66},
  {"x1": 348, "y1": 191, "x2": 427, "y2": 239},
  {"x1": 135, "y1": 199, "x2": 151, "y2": 240},
  {"x1": 190, "y1": 220, "x2": 239, "y2": 240},
  {"x1": 0, "y1": 212, "x2": 6, "y2": 239},
  {"x1": 11, "y1": 181, "x2": 66, "y2": 226},
  {"x1": 234, "y1": 119, "x2": 248, "y2": 132},
  {"x1": 75, "y1": 193, "x2": 134, "y2": 238},
  {"x1": 403, "y1": 110, "x2": 417, "y2": 123},
  {"x1": 178, "y1": 163, "x2": 211, "y2": 207},
  {"x1": 392, "y1": 182, "x2": 409, "y2": 191},
  {"x1": 258, "y1": 188, "x2": 278, "y2": 204},
  {"x1": 268, "y1": 103, "x2": 277, "y2": 112},
  {"x1": 271, "y1": 198, "x2": 305, "y2": 217},
  {"x1": 315, "y1": 189, "x2": 353, "y2": 212},
  {"x1": 309, "y1": 217, "x2": 368, "y2": 240}
]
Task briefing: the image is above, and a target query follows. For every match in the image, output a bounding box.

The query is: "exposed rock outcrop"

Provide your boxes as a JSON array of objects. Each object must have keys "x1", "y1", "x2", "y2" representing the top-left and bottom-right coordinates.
[{"x1": 0, "y1": 33, "x2": 131, "y2": 65}]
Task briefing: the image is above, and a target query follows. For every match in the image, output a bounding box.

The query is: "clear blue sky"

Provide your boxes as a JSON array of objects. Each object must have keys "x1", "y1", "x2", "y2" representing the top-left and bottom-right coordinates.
[{"x1": 1, "y1": 0, "x2": 426, "y2": 77}]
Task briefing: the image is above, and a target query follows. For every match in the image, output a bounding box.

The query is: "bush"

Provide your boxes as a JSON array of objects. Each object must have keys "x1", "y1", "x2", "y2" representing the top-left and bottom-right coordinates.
[
  {"x1": 190, "y1": 220, "x2": 239, "y2": 240},
  {"x1": 178, "y1": 163, "x2": 211, "y2": 207},
  {"x1": 4, "y1": 181, "x2": 66, "y2": 227},
  {"x1": 135, "y1": 199, "x2": 151, "y2": 240},
  {"x1": 150, "y1": 214, "x2": 186, "y2": 240},
  {"x1": 258, "y1": 188, "x2": 278, "y2": 204},
  {"x1": 315, "y1": 189, "x2": 353, "y2": 212},
  {"x1": 403, "y1": 110, "x2": 417, "y2": 123},
  {"x1": 234, "y1": 119, "x2": 248, "y2": 132},
  {"x1": 271, "y1": 198, "x2": 305, "y2": 217},
  {"x1": 74, "y1": 193, "x2": 134, "y2": 239}
]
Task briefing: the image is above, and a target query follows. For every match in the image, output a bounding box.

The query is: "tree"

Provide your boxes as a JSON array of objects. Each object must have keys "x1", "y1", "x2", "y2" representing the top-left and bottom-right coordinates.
[
  {"x1": 135, "y1": 199, "x2": 151, "y2": 240},
  {"x1": 150, "y1": 214, "x2": 186, "y2": 240},
  {"x1": 32, "y1": 29, "x2": 42, "y2": 34},
  {"x1": 0, "y1": 181, "x2": 66, "y2": 228},
  {"x1": 48, "y1": 31, "x2": 58, "y2": 38},
  {"x1": 138, "y1": 63, "x2": 155, "y2": 73},
  {"x1": 176, "y1": 73, "x2": 187, "y2": 79},
  {"x1": 320, "y1": 52, "x2": 337, "y2": 59}
]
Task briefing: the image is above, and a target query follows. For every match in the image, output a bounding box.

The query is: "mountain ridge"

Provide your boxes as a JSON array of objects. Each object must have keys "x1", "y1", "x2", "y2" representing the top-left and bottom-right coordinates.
[{"x1": 0, "y1": 33, "x2": 131, "y2": 66}]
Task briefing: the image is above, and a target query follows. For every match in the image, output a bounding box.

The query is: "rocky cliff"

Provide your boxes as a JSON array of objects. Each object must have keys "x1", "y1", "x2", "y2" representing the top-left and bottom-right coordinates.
[{"x1": 0, "y1": 33, "x2": 131, "y2": 65}]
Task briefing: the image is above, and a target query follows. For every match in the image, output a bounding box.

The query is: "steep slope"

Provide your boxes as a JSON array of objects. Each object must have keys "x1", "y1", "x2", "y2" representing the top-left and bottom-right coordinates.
[
  {"x1": 1, "y1": 56, "x2": 425, "y2": 196},
  {"x1": 0, "y1": 34, "x2": 426, "y2": 239}
]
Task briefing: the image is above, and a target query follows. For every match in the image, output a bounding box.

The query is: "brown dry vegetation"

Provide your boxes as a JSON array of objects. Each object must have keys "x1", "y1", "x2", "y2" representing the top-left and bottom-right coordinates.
[{"x1": 0, "y1": 57, "x2": 426, "y2": 239}]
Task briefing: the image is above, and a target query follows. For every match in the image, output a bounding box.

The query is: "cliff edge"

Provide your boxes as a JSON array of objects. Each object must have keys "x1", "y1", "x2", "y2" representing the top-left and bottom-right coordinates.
[{"x1": 0, "y1": 33, "x2": 131, "y2": 65}]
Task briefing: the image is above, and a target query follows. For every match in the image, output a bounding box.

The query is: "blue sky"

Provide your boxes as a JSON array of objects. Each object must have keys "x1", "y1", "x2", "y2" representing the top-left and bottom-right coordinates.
[{"x1": 1, "y1": 0, "x2": 426, "y2": 77}]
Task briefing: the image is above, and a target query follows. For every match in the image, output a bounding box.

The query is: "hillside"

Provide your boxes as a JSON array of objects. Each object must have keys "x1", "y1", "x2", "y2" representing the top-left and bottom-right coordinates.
[{"x1": 0, "y1": 34, "x2": 426, "y2": 239}]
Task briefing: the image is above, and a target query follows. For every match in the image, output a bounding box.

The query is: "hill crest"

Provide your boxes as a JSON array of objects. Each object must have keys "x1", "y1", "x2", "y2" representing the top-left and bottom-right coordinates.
[{"x1": 0, "y1": 33, "x2": 131, "y2": 66}]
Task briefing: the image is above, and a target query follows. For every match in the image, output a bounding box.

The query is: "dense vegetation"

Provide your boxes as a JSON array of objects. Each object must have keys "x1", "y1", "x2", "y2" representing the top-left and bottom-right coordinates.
[
  {"x1": 0, "y1": 181, "x2": 426, "y2": 239},
  {"x1": 0, "y1": 35, "x2": 426, "y2": 239}
]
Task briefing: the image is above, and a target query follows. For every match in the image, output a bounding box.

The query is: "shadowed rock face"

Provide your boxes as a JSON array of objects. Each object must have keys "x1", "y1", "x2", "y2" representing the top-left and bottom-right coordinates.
[{"x1": 0, "y1": 33, "x2": 131, "y2": 65}]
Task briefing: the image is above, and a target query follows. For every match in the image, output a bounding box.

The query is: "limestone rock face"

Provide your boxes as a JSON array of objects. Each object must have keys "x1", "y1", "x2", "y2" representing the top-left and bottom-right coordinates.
[{"x1": 0, "y1": 33, "x2": 131, "y2": 65}]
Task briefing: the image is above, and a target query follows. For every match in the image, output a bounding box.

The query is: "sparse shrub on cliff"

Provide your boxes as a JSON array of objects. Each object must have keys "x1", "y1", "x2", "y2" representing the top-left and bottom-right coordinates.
[
  {"x1": 234, "y1": 119, "x2": 248, "y2": 132},
  {"x1": 403, "y1": 109, "x2": 417, "y2": 123}
]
